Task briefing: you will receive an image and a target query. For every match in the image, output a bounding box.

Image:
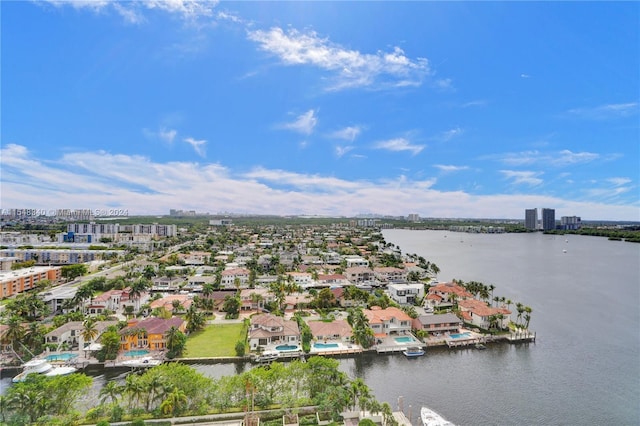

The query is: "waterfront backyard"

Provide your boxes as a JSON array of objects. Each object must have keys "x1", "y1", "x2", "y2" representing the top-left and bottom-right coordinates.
[{"x1": 183, "y1": 322, "x2": 248, "y2": 358}]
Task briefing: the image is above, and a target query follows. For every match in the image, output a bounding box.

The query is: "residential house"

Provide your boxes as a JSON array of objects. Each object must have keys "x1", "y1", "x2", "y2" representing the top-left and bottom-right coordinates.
[
  {"x1": 283, "y1": 292, "x2": 313, "y2": 311},
  {"x1": 286, "y1": 272, "x2": 313, "y2": 288},
  {"x1": 248, "y1": 313, "x2": 300, "y2": 350},
  {"x1": 458, "y1": 299, "x2": 511, "y2": 330},
  {"x1": 387, "y1": 282, "x2": 424, "y2": 305},
  {"x1": 151, "y1": 277, "x2": 183, "y2": 293},
  {"x1": 317, "y1": 274, "x2": 349, "y2": 288},
  {"x1": 308, "y1": 319, "x2": 353, "y2": 342},
  {"x1": 412, "y1": 313, "x2": 462, "y2": 336},
  {"x1": 119, "y1": 317, "x2": 186, "y2": 351},
  {"x1": 87, "y1": 289, "x2": 124, "y2": 315},
  {"x1": 363, "y1": 306, "x2": 413, "y2": 337},
  {"x1": 331, "y1": 287, "x2": 367, "y2": 308},
  {"x1": 373, "y1": 267, "x2": 406, "y2": 283},
  {"x1": 45, "y1": 320, "x2": 118, "y2": 350},
  {"x1": 345, "y1": 266, "x2": 375, "y2": 284},
  {"x1": 426, "y1": 282, "x2": 473, "y2": 308},
  {"x1": 220, "y1": 267, "x2": 250, "y2": 289},
  {"x1": 239, "y1": 288, "x2": 272, "y2": 312},
  {"x1": 344, "y1": 255, "x2": 369, "y2": 268},
  {"x1": 149, "y1": 294, "x2": 193, "y2": 314}
]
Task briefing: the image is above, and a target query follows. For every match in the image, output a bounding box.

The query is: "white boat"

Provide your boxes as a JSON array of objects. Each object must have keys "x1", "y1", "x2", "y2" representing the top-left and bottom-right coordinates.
[
  {"x1": 421, "y1": 406, "x2": 455, "y2": 426},
  {"x1": 403, "y1": 347, "x2": 425, "y2": 357},
  {"x1": 254, "y1": 350, "x2": 279, "y2": 363},
  {"x1": 12, "y1": 358, "x2": 78, "y2": 383},
  {"x1": 121, "y1": 356, "x2": 162, "y2": 368}
]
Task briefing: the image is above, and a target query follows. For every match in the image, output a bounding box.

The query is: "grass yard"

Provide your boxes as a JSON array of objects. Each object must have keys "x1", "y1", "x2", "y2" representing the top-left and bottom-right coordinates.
[{"x1": 183, "y1": 322, "x2": 248, "y2": 358}]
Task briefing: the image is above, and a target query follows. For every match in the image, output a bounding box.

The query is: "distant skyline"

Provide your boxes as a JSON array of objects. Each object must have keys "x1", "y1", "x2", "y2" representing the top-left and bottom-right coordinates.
[{"x1": 1, "y1": 1, "x2": 638, "y2": 221}]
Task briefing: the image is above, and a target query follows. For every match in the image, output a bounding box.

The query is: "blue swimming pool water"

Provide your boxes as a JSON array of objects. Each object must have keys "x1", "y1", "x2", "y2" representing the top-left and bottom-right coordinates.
[
  {"x1": 275, "y1": 344, "x2": 298, "y2": 351},
  {"x1": 395, "y1": 336, "x2": 414, "y2": 343},
  {"x1": 450, "y1": 332, "x2": 472, "y2": 339},
  {"x1": 124, "y1": 349, "x2": 150, "y2": 357},
  {"x1": 46, "y1": 353, "x2": 78, "y2": 361},
  {"x1": 314, "y1": 342, "x2": 339, "y2": 349}
]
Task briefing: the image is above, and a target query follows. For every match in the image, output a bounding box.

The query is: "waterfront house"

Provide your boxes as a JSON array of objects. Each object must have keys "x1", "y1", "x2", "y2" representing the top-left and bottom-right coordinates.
[
  {"x1": 387, "y1": 282, "x2": 424, "y2": 305},
  {"x1": 119, "y1": 317, "x2": 186, "y2": 351},
  {"x1": 457, "y1": 299, "x2": 511, "y2": 330},
  {"x1": 363, "y1": 306, "x2": 413, "y2": 336},
  {"x1": 427, "y1": 282, "x2": 473, "y2": 308},
  {"x1": 412, "y1": 313, "x2": 462, "y2": 336},
  {"x1": 317, "y1": 273, "x2": 349, "y2": 288},
  {"x1": 87, "y1": 289, "x2": 124, "y2": 315},
  {"x1": 248, "y1": 313, "x2": 300, "y2": 350},
  {"x1": 45, "y1": 320, "x2": 118, "y2": 351},
  {"x1": 308, "y1": 319, "x2": 353, "y2": 342}
]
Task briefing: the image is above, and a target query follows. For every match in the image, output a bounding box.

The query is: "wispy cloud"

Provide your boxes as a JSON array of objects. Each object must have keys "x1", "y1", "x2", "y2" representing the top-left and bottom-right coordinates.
[
  {"x1": 2, "y1": 144, "x2": 637, "y2": 220},
  {"x1": 567, "y1": 102, "x2": 638, "y2": 119},
  {"x1": 488, "y1": 149, "x2": 601, "y2": 167},
  {"x1": 374, "y1": 138, "x2": 425, "y2": 156},
  {"x1": 607, "y1": 177, "x2": 632, "y2": 186},
  {"x1": 520, "y1": 73, "x2": 531, "y2": 78},
  {"x1": 434, "y1": 164, "x2": 469, "y2": 173},
  {"x1": 460, "y1": 100, "x2": 487, "y2": 108},
  {"x1": 330, "y1": 126, "x2": 362, "y2": 142},
  {"x1": 41, "y1": 0, "x2": 217, "y2": 22},
  {"x1": 281, "y1": 110, "x2": 318, "y2": 135},
  {"x1": 500, "y1": 170, "x2": 543, "y2": 186},
  {"x1": 183, "y1": 137, "x2": 207, "y2": 157},
  {"x1": 335, "y1": 146, "x2": 354, "y2": 158},
  {"x1": 438, "y1": 127, "x2": 463, "y2": 142},
  {"x1": 143, "y1": 127, "x2": 178, "y2": 144},
  {"x1": 247, "y1": 27, "x2": 431, "y2": 91}
]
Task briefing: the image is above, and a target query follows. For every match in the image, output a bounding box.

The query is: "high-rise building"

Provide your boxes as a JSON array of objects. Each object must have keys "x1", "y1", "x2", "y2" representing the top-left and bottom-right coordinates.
[
  {"x1": 541, "y1": 208, "x2": 556, "y2": 231},
  {"x1": 561, "y1": 216, "x2": 581, "y2": 230},
  {"x1": 525, "y1": 208, "x2": 538, "y2": 230}
]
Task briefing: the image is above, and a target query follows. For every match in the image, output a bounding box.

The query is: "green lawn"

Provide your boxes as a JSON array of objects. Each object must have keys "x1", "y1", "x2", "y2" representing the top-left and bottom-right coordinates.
[{"x1": 183, "y1": 322, "x2": 248, "y2": 358}]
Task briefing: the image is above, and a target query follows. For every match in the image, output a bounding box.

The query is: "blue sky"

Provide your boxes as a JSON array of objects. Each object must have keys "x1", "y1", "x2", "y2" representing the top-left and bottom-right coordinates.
[{"x1": 1, "y1": 1, "x2": 638, "y2": 220}]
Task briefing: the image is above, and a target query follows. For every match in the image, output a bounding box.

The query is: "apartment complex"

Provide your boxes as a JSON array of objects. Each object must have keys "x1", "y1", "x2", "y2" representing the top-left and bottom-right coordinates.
[{"x1": 0, "y1": 266, "x2": 61, "y2": 298}]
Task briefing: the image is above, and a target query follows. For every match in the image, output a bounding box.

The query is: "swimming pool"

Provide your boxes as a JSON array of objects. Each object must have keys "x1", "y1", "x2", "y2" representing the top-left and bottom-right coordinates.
[
  {"x1": 450, "y1": 332, "x2": 472, "y2": 339},
  {"x1": 275, "y1": 344, "x2": 299, "y2": 351},
  {"x1": 314, "y1": 342, "x2": 340, "y2": 349},
  {"x1": 395, "y1": 336, "x2": 415, "y2": 343},
  {"x1": 46, "y1": 353, "x2": 78, "y2": 361},
  {"x1": 124, "y1": 349, "x2": 150, "y2": 357}
]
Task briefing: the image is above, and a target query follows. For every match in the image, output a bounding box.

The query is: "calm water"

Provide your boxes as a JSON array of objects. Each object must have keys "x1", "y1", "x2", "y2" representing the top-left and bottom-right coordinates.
[
  {"x1": 354, "y1": 229, "x2": 640, "y2": 426},
  {"x1": 2, "y1": 231, "x2": 639, "y2": 425}
]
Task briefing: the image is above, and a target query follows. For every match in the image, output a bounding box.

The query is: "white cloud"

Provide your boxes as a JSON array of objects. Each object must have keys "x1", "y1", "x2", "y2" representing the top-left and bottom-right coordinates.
[
  {"x1": 281, "y1": 110, "x2": 318, "y2": 135},
  {"x1": 490, "y1": 150, "x2": 601, "y2": 167},
  {"x1": 500, "y1": 170, "x2": 543, "y2": 186},
  {"x1": 41, "y1": 0, "x2": 217, "y2": 22},
  {"x1": 247, "y1": 27, "x2": 431, "y2": 91},
  {"x1": 330, "y1": 126, "x2": 362, "y2": 142},
  {"x1": 2, "y1": 144, "x2": 638, "y2": 220},
  {"x1": 439, "y1": 127, "x2": 463, "y2": 142},
  {"x1": 374, "y1": 138, "x2": 424, "y2": 155},
  {"x1": 183, "y1": 137, "x2": 207, "y2": 157},
  {"x1": 335, "y1": 146, "x2": 354, "y2": 158},
  {"x1": 607, "y1": 177, "x2": 632, "y2": 186},
  {"x1": 434, "y1": 164, "x2": 469, "y2": 173},
  {"x1": 520, "y1": 73, "x2": 531, "y2": 78},
  {"x1": 567, "y1": 102, "x2": 638, "y2": 119}
]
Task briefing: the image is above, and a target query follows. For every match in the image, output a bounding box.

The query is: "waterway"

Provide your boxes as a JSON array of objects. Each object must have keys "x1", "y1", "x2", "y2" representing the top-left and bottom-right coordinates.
[{"x1": 2, "y1": 231, "x2": 639, "y2": 425}]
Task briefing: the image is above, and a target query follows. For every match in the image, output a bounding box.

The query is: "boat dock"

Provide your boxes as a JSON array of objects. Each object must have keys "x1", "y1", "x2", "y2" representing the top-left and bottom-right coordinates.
[{"x1": 376, "y1": 344, "x2": 426, "y2": 354}]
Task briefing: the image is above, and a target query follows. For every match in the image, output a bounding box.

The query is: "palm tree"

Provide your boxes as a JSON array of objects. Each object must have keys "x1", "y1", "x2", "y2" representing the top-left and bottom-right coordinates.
[
  {"x1": 129, "y1": 278, "x2": 151, "y2": 312},
  {"x1": 99, "y1": 380, "x2": 123, "y2": 406},
  {"x1": 124, "y1": 373, "x2": 145, "y2": 410},
  {"x1": 250, "y1": 292, "x2": 264, "y2": 314},
  {"x1": 81, "y1": 318, "x2": 99, "y2": 350},
  {"x1": 2, "y1": 316, "x2": 24, "y2": 353},
  {"x1": 160, "y1": 387, "x2": 188, "y2": 416},
  {"x1": 524, "y1": 306, "x2": 533, "y2": 329}
]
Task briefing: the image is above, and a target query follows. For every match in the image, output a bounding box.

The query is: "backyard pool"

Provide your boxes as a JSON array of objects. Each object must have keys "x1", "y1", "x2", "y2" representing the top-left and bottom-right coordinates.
[
  {"x1": 314, "y1": 342, "x2": 340, "y2": 349},
  {"x1": 124, "y1": 349, "x2": 150, "y2": 357},
  {"x1": 275, "y1": 344, "x2": 299, "y2": 352},
  {"x1": 46, "y1": 353, "x2": 78, "y2": 362},
  {"x1": 449, "y1": 332, "x2": 472, "y2": 339},
  {"x1": 394, "y1": 336, "x2": 415, "y2": 343}
]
